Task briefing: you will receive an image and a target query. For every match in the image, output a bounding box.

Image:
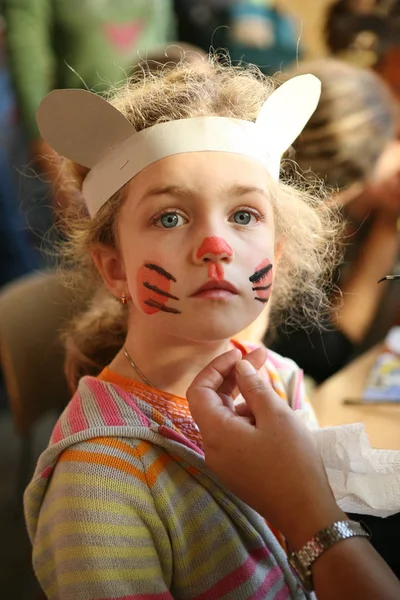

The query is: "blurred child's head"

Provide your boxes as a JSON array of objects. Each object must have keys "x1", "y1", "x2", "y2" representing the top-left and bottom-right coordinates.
[
  {"x1": 284, "y1": 58, "x2": 398, "y2": 191},
  {"x1": 56, "y1": 59, "x2": 341, "y2": 387}
]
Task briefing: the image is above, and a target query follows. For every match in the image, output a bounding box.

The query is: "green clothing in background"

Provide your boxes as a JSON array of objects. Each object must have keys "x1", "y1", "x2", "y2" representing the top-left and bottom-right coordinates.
[{"x1": 4, "y1": 0, "x2": 175, "y2": 139}]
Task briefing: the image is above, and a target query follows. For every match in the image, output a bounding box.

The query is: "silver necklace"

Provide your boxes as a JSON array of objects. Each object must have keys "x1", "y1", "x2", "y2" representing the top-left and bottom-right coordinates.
[{"x1": 123, "y1": 347, "x2": 154, "y2": 388}]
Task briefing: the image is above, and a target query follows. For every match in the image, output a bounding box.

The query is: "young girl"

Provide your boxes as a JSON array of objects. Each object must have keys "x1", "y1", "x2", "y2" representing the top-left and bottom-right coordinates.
[{"x1": 24, "y1": 59, "x2": 341, "y2": 599}]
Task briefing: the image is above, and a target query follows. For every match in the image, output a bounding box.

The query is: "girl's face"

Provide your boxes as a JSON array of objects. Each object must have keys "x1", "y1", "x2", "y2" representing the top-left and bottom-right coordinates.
[{"x1": 115, "y1": 151, "x2": 277, "y2": 342}]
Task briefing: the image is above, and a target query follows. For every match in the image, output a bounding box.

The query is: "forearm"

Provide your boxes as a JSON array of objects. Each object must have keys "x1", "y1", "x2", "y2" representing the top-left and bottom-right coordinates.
[
  {"x1": 313, "y1": 536, "x2": 400, "y2": 600},
  {"x1": 279, "y1": 502, "x2": 400, "y2": 600},
  {"x1": 336, "y1": 215, "x2": 399, "y2": 343}
]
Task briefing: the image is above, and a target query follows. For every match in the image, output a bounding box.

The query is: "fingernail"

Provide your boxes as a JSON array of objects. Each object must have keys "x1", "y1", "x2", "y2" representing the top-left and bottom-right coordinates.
[{"x1": 236, "y1": 360, "x2": 256, "y2": 376}]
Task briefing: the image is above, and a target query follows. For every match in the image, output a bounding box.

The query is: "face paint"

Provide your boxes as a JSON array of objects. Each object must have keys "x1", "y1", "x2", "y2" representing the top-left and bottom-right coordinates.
[
  {"x1": 208, "y1": 262, "x2": 225, "y2": 281},
  {"x1": 196, "y1": 236, "x2": 233, "y2": 260},
  {"x1": 249, "y1": 259, "x2": 273, "y2": 304},
  {"x1": 137, "y1": 262, "x2": 182, "y2": 315}
]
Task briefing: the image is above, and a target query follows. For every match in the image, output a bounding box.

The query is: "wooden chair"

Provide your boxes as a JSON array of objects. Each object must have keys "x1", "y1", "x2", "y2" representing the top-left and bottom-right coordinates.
[{"x1": 0, "y1": 270, "x2": 84, "y2": 500}]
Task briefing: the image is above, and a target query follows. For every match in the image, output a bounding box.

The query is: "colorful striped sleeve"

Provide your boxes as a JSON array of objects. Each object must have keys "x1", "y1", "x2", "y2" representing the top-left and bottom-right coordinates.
[
  {"x1": 266, "y1": 350, "x2": 319, "y2": 428},
  {"x1": 32, "y1": 437, "x2": 174, "y2": 600},
  {"x1": 286, "y1": 370, "x2": 319, "y2": 429}
]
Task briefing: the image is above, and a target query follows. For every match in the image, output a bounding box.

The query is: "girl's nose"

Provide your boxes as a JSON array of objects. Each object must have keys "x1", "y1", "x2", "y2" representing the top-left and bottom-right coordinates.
[{"x1": 196, "y1": 236, "x2": 233, "y2": 263}]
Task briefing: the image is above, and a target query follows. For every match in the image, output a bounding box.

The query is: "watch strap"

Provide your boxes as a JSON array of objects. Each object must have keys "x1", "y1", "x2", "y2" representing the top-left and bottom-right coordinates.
[{"x1": 288, "y1": 519, "x2": 370, "y2": 591}]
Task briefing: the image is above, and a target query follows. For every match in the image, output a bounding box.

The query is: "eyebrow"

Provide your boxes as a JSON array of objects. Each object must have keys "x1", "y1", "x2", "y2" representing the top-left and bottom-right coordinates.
[{"x1": 142, "y1": 183, "x2": 268, "y2": 200}]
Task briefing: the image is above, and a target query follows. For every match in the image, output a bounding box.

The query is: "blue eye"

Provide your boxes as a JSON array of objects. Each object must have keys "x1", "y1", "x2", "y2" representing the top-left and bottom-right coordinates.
[
  {"x1": 233, "y1": 210, "x2": 253, "y2": 225},
  {"x1": 156, "y1": 212, "x2": 186, "y2": 229}
]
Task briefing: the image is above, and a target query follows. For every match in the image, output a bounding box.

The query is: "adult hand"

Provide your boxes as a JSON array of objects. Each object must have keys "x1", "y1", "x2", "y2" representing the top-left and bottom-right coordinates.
[
  {"x1": 187, "y1": 349, "x2": 345, "y2": 550},
  {"x1": 220, "y1": 345, "x2": 267, "y2": 414}
]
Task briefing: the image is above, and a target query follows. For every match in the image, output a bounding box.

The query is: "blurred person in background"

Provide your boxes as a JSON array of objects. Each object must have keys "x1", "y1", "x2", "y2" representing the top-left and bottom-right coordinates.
[
  {"x1": 266, "y1": 60, "x2": 400, "y2": 577},
  {"x1": 267, "y1": 58, "x2": 400, "y2": 384},
  {"x1": 226, "y1": 0, "x2": 301, "y2": 73},
  {"x1": 174, "y1": 0, "x2": 301, "y2": 74},
  {"x1": 325, "y1": 0, "x2": 400, "y2": 101},
  {"x1": 0, "y1": 4, "x2": 38, "y2": 413},
  {"x1": 3, "y1": 0, "x2": 175, "y2": 261},
  {"x1": 0, "y1": 6, "x2": 37, "y2": 286},
  {"x1": 173, "y1": 0, "x2": 233, "y2": 51}
]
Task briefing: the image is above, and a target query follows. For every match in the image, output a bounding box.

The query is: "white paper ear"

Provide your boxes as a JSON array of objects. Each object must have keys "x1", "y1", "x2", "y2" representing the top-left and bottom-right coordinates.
[
  {"x1": 256, "y1": 74, "x2": 321, "y2": 156},
  {"x1": 36, "y1": 89, "x2": 135, "y2": 168}
]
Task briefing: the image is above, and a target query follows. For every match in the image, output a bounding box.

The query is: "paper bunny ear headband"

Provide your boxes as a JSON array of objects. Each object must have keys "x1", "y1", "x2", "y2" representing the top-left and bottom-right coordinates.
[{"x1": 37, "y1": 74, "x2": 321, "y2": 217}]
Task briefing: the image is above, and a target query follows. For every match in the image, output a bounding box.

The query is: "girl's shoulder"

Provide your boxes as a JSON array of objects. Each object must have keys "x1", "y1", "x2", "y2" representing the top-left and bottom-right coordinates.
[
  {"x1": 265, "y1": 348, "x2": 306, "y2": 411},
  {"x1": 236, "y1": 339, "x2": 303, "y2": 379},
  {"x1": 266, "y1": 347, "x2": 303, "y2": 377}
]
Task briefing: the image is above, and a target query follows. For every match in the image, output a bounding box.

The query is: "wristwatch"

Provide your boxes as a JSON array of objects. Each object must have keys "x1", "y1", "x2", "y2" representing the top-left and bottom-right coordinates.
[{"x1": 288, "y1": 519, "x2": 370, "y2": 592}]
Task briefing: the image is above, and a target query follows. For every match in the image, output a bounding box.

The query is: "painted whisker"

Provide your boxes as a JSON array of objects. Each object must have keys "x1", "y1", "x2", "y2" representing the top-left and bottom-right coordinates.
[
  {"x1": 143, "y1": 282, "x2": 179, "y2": 301},
  {"x1": 252, "y1": 284, "x2": 271, "y2": 292},
  {"x1": 254, "y1": 297, "x2": 269, "y2": 304},
  {"x1": 144, "y1": 299, "x2": 182, "y2": 314},
  {"x1": 145, "y1": 263, "x2": 177, "y2": 282},
  {"x1": 249, "y1": 264, "x2": 272, "y2": 284}
]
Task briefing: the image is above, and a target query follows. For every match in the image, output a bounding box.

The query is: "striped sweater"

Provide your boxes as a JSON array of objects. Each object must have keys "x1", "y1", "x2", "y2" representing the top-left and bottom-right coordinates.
[{"x1": 24, "y1": 346, "x2": 314, "y2": 599}]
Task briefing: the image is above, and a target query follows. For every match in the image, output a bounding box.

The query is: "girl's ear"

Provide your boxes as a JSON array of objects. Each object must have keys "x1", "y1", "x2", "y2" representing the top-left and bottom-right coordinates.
[{"x1": 91, "y1": 244, "x2": 127, "y2": 300}]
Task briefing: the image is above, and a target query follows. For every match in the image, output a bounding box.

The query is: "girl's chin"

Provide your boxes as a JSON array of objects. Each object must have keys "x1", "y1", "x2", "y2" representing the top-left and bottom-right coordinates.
[
  {"x1": 172, "y1": 320, "x2": 258, "y2": 344},
  {"x1": 139, "y1": 305, "x2": 263, "y2": 343}
]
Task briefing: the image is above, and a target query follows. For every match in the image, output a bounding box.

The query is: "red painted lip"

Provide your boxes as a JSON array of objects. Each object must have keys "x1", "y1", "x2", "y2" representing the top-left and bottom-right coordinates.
[{"x1": 191, "y1": 280, "x2": 238, "y2": 297}]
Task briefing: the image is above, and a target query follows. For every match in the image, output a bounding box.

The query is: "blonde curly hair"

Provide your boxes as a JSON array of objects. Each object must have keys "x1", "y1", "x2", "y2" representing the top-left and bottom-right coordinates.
[{"x1": 57, "y1": 58, "x2": 343, "y2": 391}]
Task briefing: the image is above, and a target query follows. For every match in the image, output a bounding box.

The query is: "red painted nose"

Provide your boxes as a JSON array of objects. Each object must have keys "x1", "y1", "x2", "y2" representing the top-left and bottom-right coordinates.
[{"x1": 196, "y1": 236, "x2": 233, "y2": 260}]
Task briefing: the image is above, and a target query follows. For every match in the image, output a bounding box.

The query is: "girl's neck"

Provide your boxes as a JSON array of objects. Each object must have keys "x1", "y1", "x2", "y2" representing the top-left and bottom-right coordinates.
[{"x1": 108, "y1": 321, "x2": 236, "y2": 398}]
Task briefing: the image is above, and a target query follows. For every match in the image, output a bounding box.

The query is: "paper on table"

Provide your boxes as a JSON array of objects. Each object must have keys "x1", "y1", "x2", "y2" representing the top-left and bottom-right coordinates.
[
  {"x1": 362, "y1": 327, "x2": 400, "y2": 402},
  {"x1": 295, "y1": 412, "x2": 400, "y2": 517}
]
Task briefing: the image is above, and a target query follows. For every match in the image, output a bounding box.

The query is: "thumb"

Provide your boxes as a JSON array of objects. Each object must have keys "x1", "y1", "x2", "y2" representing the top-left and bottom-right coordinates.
[{"x1": 235, "y1": 360, "x2": 282, "y2": 426}]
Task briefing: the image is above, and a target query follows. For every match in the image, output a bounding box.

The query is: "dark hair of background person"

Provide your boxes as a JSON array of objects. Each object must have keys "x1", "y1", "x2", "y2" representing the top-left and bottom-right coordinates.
[
  {"x1": 325, "y1": 0, "x2": 400, "y2": 100},
  {"x1": 286, "y1": 58, "x2": 397, "y2": 190}
]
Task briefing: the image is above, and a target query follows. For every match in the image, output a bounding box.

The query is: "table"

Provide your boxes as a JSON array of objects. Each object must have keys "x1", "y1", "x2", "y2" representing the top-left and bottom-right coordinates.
[{"x1": 310, "y1": 344, "x2": 400, "y2": 450}]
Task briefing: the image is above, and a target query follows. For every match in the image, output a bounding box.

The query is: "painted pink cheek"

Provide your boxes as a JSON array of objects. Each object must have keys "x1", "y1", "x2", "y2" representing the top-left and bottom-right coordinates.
[
  {"x1": 136, "y1": 265, "x2": 170, "y2": 314},
  {"x1": 208, "y1": 263, "x2": 224, "y2": 281},
  {"x1": 252, "y1": 258, "x2": 273, "y2": 300}
]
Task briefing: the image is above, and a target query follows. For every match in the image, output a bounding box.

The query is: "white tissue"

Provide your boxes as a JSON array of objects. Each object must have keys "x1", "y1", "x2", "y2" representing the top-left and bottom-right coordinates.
[{"x1": 295, "y1": 412, "x2": 400, "y2": 517}]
